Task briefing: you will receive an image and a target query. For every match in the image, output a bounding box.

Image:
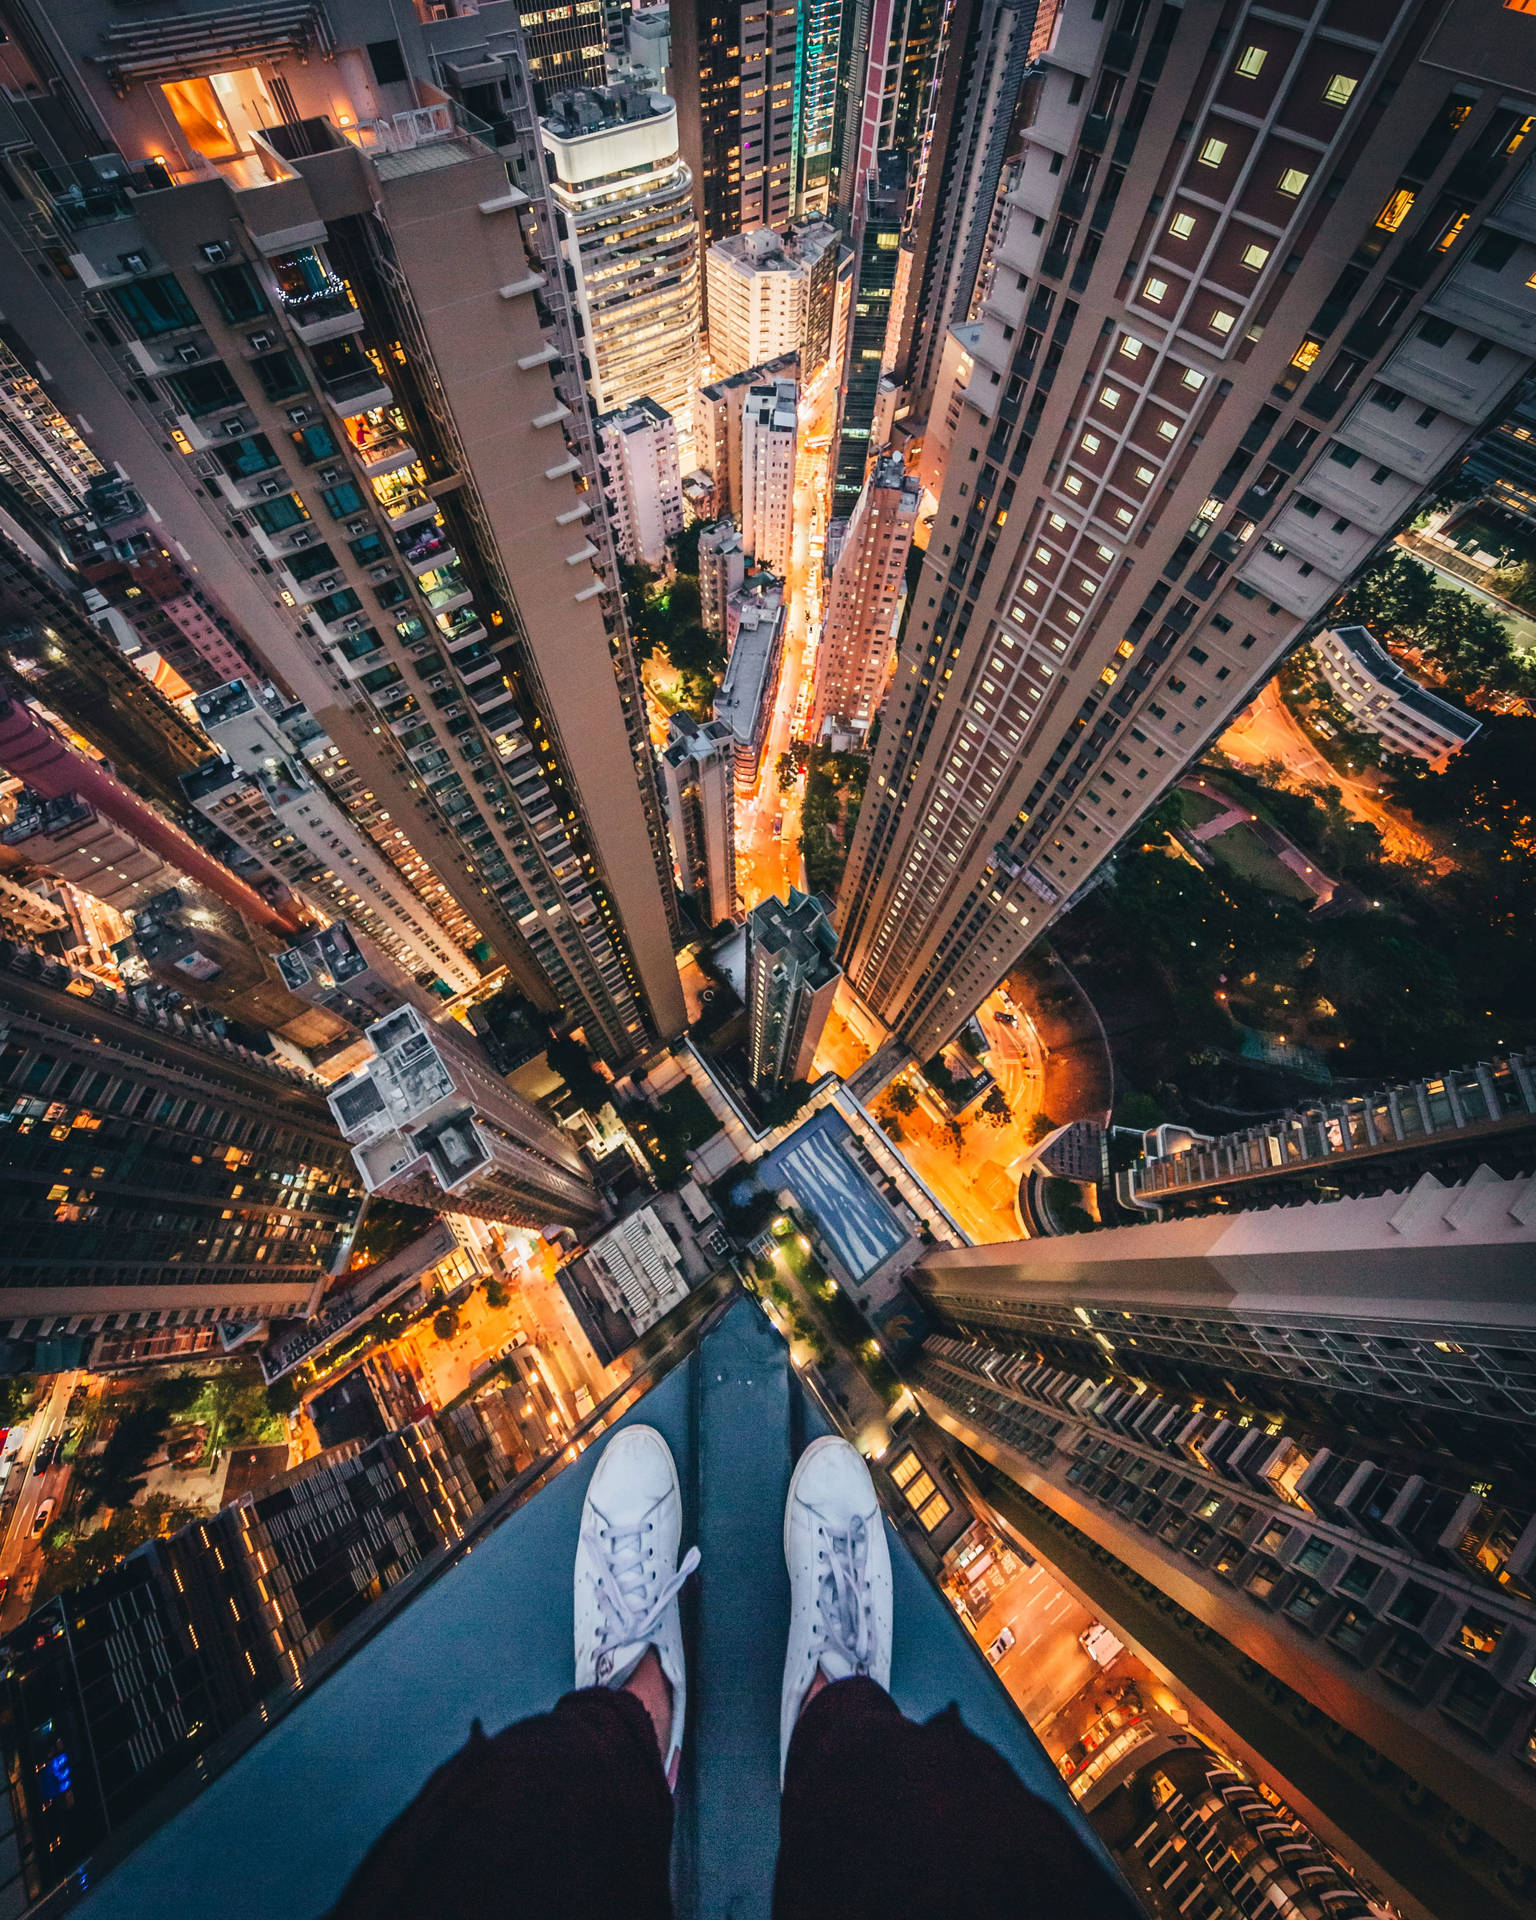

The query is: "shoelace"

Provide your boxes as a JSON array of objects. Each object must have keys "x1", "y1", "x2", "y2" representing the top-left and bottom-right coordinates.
[
  {"x1": 816, "y1": 1511, "x2": 874, "y2": 1674},
  {"x1": 594, "y1": 1523, "x2": 701, "y2": 1658}
]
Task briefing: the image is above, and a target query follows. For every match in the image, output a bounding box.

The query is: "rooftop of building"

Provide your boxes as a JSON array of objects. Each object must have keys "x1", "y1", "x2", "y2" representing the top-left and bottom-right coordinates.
[
  {"x1": 699, "y1": 353, "x2": 799, "y2": 402},
  {"x1": 745, "y1": 380, "x2": 799, "y2": 431},
  {"x1": 663, "y1": 711, "x2": 735, "y2": 764},
  {"x1": 597, "y1": 395, "x2": 676, "y2": 434},
  {"x1": 63, "y1": 1296, "x2": 1126, "y2": 1920},
  {"x1": 714, "y1": 594, "x2": 785, "y2": 746},
  {"x1": 541, "y1": 75, "x2": 674, "y2": 141},
  {"x1": 1319, "y1": 626, "x2": 1481, "y2": 739},
  {"x1": 746, "y1": 886, "x2": 840, "y2": 991}
]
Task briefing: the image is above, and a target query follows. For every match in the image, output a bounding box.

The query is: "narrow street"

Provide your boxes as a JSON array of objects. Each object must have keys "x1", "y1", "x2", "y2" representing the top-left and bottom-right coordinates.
[{"x1": 0, "y1": 1370, "x2": 81, "y2": 1624}]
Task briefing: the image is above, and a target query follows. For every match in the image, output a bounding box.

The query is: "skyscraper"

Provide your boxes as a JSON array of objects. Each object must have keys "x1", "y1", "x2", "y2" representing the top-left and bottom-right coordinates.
[
  {"x1": 659, "y1": 712, "x2": 739, "y2": 928},
  {"x1": 0, "y1": 937, "x2": 361, "y2": 1338},
  {"x1": 836, "y1": 0, "x2": 1536, "y2": 1057},
  {"x1": 696, "y1": 352, "x2": 800, "y2": 520},
  {"x1": 596, "y1": 399, "x2": 685, "y2": 569},
  {"x1": 740, "y1": 378, "x2": 799, "y2": 576},
  {"x1": 705, "y1": 224, "x2": 842, "y2": 382},
  {"x1": 794, "y1": 0, "x2": 847, "y2": 218},
  {"x1": 811, "y1": 455, "x2": 921, "y2": 745},
  {"x1": 698, "y1": 521, "x2": 747, "y2": 634},
  {"x1": 830, "y1": 154, "x2": 905, "y2": 515},
  {"x1": 907, "y1": 1165, "x2": 1536, "y2": 1920},
  {"x1": 542, "y1": 78, "x2": 702, "y2": 435},
  {"x1": 669, "y1": 1, "x2": 800, "y2": 267},
  {"x1": 745, "y1": 887, "x2": 841, "y2": 1091},
  {"x1": 325, "y1": 1002, "x2": 600, "y2": 1230},
  {"x1": 0, "y1": 5, "x2": 685, "y2": 1063}
]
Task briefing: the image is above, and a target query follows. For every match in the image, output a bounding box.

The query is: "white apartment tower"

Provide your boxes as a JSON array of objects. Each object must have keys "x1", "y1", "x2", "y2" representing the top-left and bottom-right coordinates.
[
  {"x1": 697, "y1": 521, "x2": 746, "y2": 635},
  {"x1": 597, "y1": 399, "x2": 684, "y2": 569},
  {"x1": 810, "y1": 458, "x2": 922, "y2": 746},
  {"x1": 705, "y1": 224, "x2": 840, "y2": 382},
  {"x1": 543, "y1": 78, "x2": 702, "y2": 439},
  {"x1": 659, "y1": 712, "x2": 738, "y2": 927},
  {"x1": 740, "y1": 379, "x2": 798, "y2": 578}
]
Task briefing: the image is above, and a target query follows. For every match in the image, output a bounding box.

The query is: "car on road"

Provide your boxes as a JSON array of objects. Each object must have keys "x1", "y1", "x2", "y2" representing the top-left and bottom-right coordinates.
[
  {"x1": 993, "y1": 1010, "x2": 1016, "y2": 1027},
  {"x1": 30, "y1": 1499, "x2": 54, "y2": 1538},
  {"x1": 772, "y1": 814, "x2": 783, "y2": 838},
  {"x1": 986, "y1": 1627, "x2": 1016, "y2": 1664}
]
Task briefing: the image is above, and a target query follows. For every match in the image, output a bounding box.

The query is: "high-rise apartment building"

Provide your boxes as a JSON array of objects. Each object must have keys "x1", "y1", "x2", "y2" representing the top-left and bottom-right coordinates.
[
  {"x1": 740, "y1": 378, "x2": 799, "y2": 576},
  {"x1": 830, "y1": 154, "x2": 905, "y2": 514},
  {"x1": 908, "y1": 1166, "x2": 1536, "y2": 1920},
  {"x1": 893, "y1": 0, "x2": 1040, "y2": 429},
  {"x1": 705, "y1": 224, "x2": 842, "y2": 382},
  {"x1": 0, "y1": 4, "x2": 685, "y2": 1064},
  {"x1": 745, "y1": 887, "x2": 841, "y2": 1091},
  {"x1": 542, "y1": 77, "x2": 702, "y2": 436},
  {"x1": 837, "y1": 0, "x2": 1536, "y2": 1058},
  {"x1": 714, "y1": 574, "x2": 786, "y2": 789},
  {"x1": 0, "y1": 330, "x2": 103, "y2": 524},
  {"x1": 698, "y1": 520, "x2": 747, "y2": 634},
  {"x1": 696, "y1": 352, "x2": 800, "y2": 520},
  {"x1": 669, "y1": 0, "x2": 800, "y2": 266},
  {"x1": 326, "y1": 1002, "x2": 600, "y2": 1229},
  {"x1": 659, "y1": 711, "x2": 739, "y2": 927},
  {"x1": 0, "y1": 936, "x2": 360, "y2": 1337},
  {"x1": 520, "y1": 3, "x2": 616, "y2": 102},
  {"x1": 596, "y1": 399, "x2": 685, "y2": 569},
  {"x1": 795, "y1": 0, "x2": 847, "y2": 218},
  {"x1": 811, "y1": 455, "x2": 921, "y2": 744}
]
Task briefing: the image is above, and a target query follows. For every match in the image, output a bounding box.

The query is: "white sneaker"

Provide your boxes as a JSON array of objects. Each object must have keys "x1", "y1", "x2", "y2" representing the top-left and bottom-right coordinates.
[
  {"x1": 779, "y1": 1433, "x2": 893, "y2": 1781},
  {"x1": 574, "y1": 1424, "x2": 699, "y2": 1789}
]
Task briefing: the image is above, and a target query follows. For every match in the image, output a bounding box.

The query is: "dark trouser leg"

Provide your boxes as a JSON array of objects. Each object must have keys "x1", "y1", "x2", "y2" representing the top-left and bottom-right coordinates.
[
  {"x1": 774, "y1": 1676, "x2": 1131, "y2": 1920},
  {"x1": 326, "y1": 1687, "x2": 674, "y2": 1920}
]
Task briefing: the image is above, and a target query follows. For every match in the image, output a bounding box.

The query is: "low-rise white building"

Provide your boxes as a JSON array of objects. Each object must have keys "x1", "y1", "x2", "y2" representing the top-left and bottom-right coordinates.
[
  {"x1": 714, "y1": 575, "x2": 786, "y2": 790},
  {"x1": 698, "y1": 520, "x2": 745, "y2": 635},
  {"x1": 705, "y1": 223, "x2": 840, "y2": 382},
  {"x1": 1311, "y1": 624, "x2": 1480, "y2": 763},
  {"x1": 741, "y1": 378, "x2": 798, "y2": 578}
]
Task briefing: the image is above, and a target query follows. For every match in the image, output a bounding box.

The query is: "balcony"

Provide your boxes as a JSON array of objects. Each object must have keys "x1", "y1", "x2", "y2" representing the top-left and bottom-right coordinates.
[
  {"x1": 396, "y1": 524, "x2": 457, "y2": 574},
  {"x1": 323, "y1": 367, "x2": 395, "y2": 417},
  {"x1": 376, "y1": 485, "x2": 440, "y2": 531},
  {"x1": 354, "y1": 433, "x2": 418, "y2": 478},
  {"x1": 280, "y1": 282, "x2": 366, "y2": 345}
]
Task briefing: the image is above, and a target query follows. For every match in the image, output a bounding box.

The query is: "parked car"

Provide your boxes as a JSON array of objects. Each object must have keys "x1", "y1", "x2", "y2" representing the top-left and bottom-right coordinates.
[
  {"x1": 30, "y1": 1499, "x2": 54, "y2": 1538},
  {"x1": 986, "y1": 1626, "x2": 1016, "y2": 1665}
]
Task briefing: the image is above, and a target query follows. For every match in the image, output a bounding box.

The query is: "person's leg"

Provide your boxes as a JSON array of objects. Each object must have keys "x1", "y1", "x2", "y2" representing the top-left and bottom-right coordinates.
[
  {"x1": 776, "y1": 1675, "x2": 1131, "y2": 1920},
  {"x1": 325, "y1": 1678, "x2": 674, "y2": 1920},
  {"x1": 327, "y1": 1424, "x2": 699, "y2": 1920}
]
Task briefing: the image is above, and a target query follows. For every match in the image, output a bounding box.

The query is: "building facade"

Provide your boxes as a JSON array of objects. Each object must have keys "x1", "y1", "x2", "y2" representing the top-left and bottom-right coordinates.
[
  {"x1": 830, "y1": 153, "x2": 905, "y2": 515},
  {"x1": 705, "y1": 223, "x2": 841, "y2": 382},
  {"x1": 811, "y1": 455, "x2": 922, "y2": 744},
  {"x1": 597, "y1": 398, "x2": 685, "y2": 569},
  {"x1": 669, "y1": 0, "x2": 800, "y2": 266},
  {"x1": 0, "y1": 936, "x2": 360, "y2": 1336},
  {"x1": 1311, "y1": 622, "x2": 1480, "y2": 761},
  {"x1": 659, "y1": 711, "x2": 739, "y2": 927},
  {"x1": 696, "y1": 352, "x2": 800, "y2": 520},
  {"x1": 836, "y1": 0, "x2": 1536, "y2": 1058},
  {"x1": 326, "y1": 1002, "x2": 599, "y2": 1229},
  {"x1": 0, "y1": 3, "x2": 686, "y2": 1065},
  {"x1": 745, "y1": 886, "x2": 841, "y2": 1090},
  {"x1": 714, "y1": 575, "x2": 786, "y2": 789},
  {"x1": 698, "y1": 520, "x2": 747, "y2": 634},
  {"x1": 740, "y1": 378, "x2": 799, "y2": 577},
  {"x1": 908, "y1": 1166, "x2": 1536, "y2": 1920},
  {"x1": 542, "y1": 78, "x2": 702, "y2": 437}
]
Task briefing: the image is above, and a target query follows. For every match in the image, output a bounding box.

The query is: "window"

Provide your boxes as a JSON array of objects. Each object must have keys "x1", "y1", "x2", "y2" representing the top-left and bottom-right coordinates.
[
  {"x1": 1278, "y1": 167, "x2": 1310, "y2": 196},
  {"x1": 1209, "y1": 309, "x2": 1236, "y2": 334},
  {"x1": 252, "y1": 350, "x2": 305, "y2": 402},
  {"x1": 204, "y1": 262, "x2": 267, "y2": 324},
  {"x1": 251, "y1": 493, "x2": 308, "y2": 534},
  {"x1": 1294, "y1": 496, "x2": 1320, "y2": 517},
  {"x1": 1329, "y1": 444, "x2": 1361, "y2": 467},
  {"x1": 1468, "y1": 339, "x2": 1491, "y2": 363},
  {"x1": 1181, "y1": 366, "x2": 1205, "y2": 389},
  {"x1": 1100, "y1": 385, "x2": 1122, "y2": 409},
  {"x1": 215, "y1": 432, "x2": 278, "y2": 478},
  {"x1": 1241, "y1": 243, "x2": 1270, "y2": 270},
  {"x1": 1157, "y1": 418, "x2": 1178, "y2": 440},
  {"x1": 918, "y1": 1492, "x2": 951, "y2": 1531},
  {"x1": 1474, "y1": 232, "x2": 1518, "y2": 272},
  {"x1": 1235, "y1": 44, "x2": 1267, "y2": 77},
  {"x1": 290, "y1": 422, "x2": 339, "y2": 464},
  {"x1": 1418, "y1": 316, "x2": 1455, "y2": 347},
  {"x1": 1324, "y1": 73, "x2": 1358, "y2": 105},
  {"x1": 167, "y1": 365, "x2": 243, "y2": 415},
  {"x1": 1438, "y1": 213, "x2": 1470, "y2": 251},
  {"x1": 1135, "y1": 463, "x2": 1155, "y2": 485},
  {"x1": 109, "y1": 275, "x2": 198, "y2": 337},
  {"x1": 1168, "y1": 212, "x2": 1197, "y2": 240},
  {"x1": 1373, "y1": 384, "x2": 1404, "y2": 412},
  {"x1": 1376, "y1": 188, "x2": 1415, "y2": 231},
  {"x1": 1144, "y1": 277, "x2": 1169, "y2": 303},
  {"x1": 1387, "y1": 1581, "x2": 1435, "y2": 1627},
  {"x1": 320, "y1": 480, "x2": 366, "y2": 518},
  {"x1": 890, "y1": 1453, "x2": 922, "y2": 1490},
  {"x1": 1199, "y1": 137, "x2": 1228, "y2": 167},
  {"x1": 1081, "y1": 432, "x2": 1102, "y2": 454},
  {"x1": 1456, "y1": 1608, "x2": 1504, "y2": 1661},
  {"x1": 1119, "y1": 335, "x2": 1144, "y2": 358}
]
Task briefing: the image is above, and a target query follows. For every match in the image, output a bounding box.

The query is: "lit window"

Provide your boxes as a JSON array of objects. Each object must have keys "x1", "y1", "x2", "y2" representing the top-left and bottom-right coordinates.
[
  {"x1": 890, "y1": 1451, "x2": 922, "y2": 1489},
  {"x1": 1135, "y1": 463, "x2": 1155, "y2": 485},
  {"x1": 903, "y1": 1470, "x2": 937, "y2": 1508},
  {"x1": 1065, "y1": 608, "x2": 1081, "y2": 624},
  {"x1": 1507, "y1": 114, "x2": 1536, "y2": 153},
  {"x1": 1143, "y1": 276, "x2": 1168, "y2": 302},
  {"x1": 1115, "y1": 505, "x2": 1134, "y2": 524},
  {"x1": 1157, "y1": 418, "x2": 1178, "y2": 440},
  {"x1": 1291, "y1": 338, "x2": 1321, "y2": 370},
  {"x1": 1236, "y1": 44, "x2": 1267, "y2": 76},
  {"x1": 1096, "y1": 543, "x2": 1114, "y2": 561},
  {"x1": 1035, "y1": 545, "x2": 1053, "y2": 564},
  {"x1": 1438, "y1": 214, "x2": 1469, "y2": 251},
  {"x1": 1063, "y1": 473, "x2": 1084, "y2": 494},
  {"x1": 918, "y1": 1492, "x2": 951, "y2": 1531},
  {"x1": 1048, "y1": 513, "x2": 1068, "y2": 529},
  {"x1": 1324, "y1": 73, "x2": 1357, "y2": 105},
  {"x1": 1182, "y1": 366, "x2": 1205, "y2": 389},
  {"x1": 1080, "y1": 577, "x2": 1097, "y2": 595},
  {"x1": 1081, "y1": 432, "x2": 1102, "y2": 453},
  {"x1": 1099, "y1": 385, "x2": 1121, "y2": 409},
  {"x1": 1210, "y1": 308, "x2": 1236, "y2": 334},
  {"x1": 1022, "y1": 577, "x2": 1039, "y2": 594},
  {"x1": 1376, "y1": 188, "x2": 1415, "y2": 231},
  {"x1": 1278, "y1": 167, "x2": 1310, "y2": 196},
  {"x1": 1199, "y1": 137, "x2": 1228, "y2": 167},
  {"x1": 1119, "y1": 335, "x2": 1144, "y2": 358},
  {"x1": 1168, "y1": 211, "x2": 1197, "y2": 240},
  {"x1": 1241, "y1": 242, "x2": 1270, "y2": 270}
]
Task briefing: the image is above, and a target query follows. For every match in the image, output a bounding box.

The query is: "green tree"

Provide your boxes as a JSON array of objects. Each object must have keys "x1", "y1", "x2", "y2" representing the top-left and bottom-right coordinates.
[
  {"x1": 76, "y1": 1404, "x2": 170, "y2": 1516},
  {"x1": 434, "y1": 1305, "x2": 461, "y2": 1342},
  {"x1": 886, "y1": 1081, "x2": 917, "y2": 1117},
  {"x1": 40, "y1": 1494, "x2": 202, "y2": 1597},
  {"x1": 147, "y1": 1371, "x2": 202, "y2": 1417},
  {"x1": 546, "y1": 1032, "x2": 609, "y2": 1110},
  {"x1": 484, "y1": 1278, "x2": 510, "y2": 1311}
]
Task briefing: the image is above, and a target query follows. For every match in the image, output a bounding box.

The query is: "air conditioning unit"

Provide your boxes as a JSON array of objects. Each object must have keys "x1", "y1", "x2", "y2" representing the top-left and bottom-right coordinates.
[
  {"x1": 248, "y1": 332, "x2": 275, "y2": 353},
  {"x1": 346, "y1": 518, "x2": 370, "y2": 536},
  {"x1": 258, "y1": 478, "x2": 285, "y2": 497},
  {"x1": 222, "y1": 417, "x2": 248, "y2": 437},
  {"x1": 319, "y1": 467, "x2": 343, "y2": 484},
  {"x1": 200, "y1": 241, "x2": 232, "y2": 264},
  {"x1": 193, "y1": 455, "x2": 219, "y2": 477},
  {"x1": 175, "y1": 342, "x2": 203, "y2": 363},
  {"x1": 341, "y1": 616, "x2": 367, "y2": 633},
  {"x1": 317, "y1": 573, "x2": 343, "y2": 591},
  {"x1": 119, "y1": 252, "x2": 150, "y2": 275},
  {"x1": 287, "y1": 406, "x2": 313, "y2": 426},
  {"x1": 290, "y1": 527, "x2": 317, "y2": 546}
]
